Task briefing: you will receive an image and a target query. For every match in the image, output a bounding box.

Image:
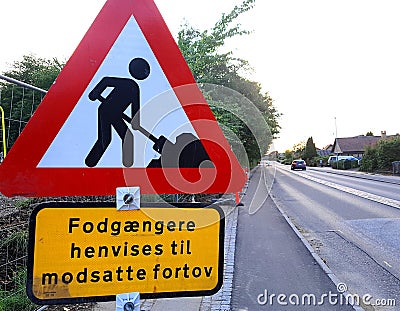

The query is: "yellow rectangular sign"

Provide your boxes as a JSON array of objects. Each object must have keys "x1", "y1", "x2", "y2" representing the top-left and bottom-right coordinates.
[{"x1": 27, "y1": 202, "x2": 224, "y2": 304}]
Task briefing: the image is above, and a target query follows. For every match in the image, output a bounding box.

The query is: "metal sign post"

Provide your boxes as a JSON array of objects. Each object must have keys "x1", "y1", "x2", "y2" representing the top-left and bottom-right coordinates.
[
  {"x1": 116, "y1": 292, "x2": 140, "y2": 311},
  {"x1": 115, "y1": 187, "x2": 141, "y2": 311}
]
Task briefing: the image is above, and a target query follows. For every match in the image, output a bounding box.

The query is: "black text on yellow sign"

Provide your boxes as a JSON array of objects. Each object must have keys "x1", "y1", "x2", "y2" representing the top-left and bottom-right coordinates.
[{"x1": 27, "y1": 202, "x2": 224, "y2": 305}]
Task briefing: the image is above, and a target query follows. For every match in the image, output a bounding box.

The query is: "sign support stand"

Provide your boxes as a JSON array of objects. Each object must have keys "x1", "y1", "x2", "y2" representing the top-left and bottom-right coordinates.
[
  {"x1": 116, "y1": 187, "x2": 140, "y2": 210},
  {"x1": 116, "y1": 292, "x2": 140, "y2": 311},
  {"x1": 115, "y1": 187, "x2": 141, "y2": 310}
]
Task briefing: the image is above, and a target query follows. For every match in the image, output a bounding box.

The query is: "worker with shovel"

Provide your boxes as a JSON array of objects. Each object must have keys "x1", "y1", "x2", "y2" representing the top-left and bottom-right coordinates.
[
  {"x1": 85, "y1": 58, "x2": 150, "y2": 167},
  {"x1": 86, "y1": 57, "x2": 212, "y2": 169}
]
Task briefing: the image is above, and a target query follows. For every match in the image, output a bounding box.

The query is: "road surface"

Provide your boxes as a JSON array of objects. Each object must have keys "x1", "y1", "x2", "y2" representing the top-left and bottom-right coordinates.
[{"x1": 271, "y1": 164, "x2": 400, "y2": 310}]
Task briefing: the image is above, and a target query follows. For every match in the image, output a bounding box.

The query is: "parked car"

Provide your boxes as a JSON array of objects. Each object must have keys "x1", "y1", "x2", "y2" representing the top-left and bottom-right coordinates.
[
  {"x1": 327, "y1": 155, "x2": 359, "y2": 166},
  {"x1": 291, "y1": 159, "x2": 306, "y2": 170}
]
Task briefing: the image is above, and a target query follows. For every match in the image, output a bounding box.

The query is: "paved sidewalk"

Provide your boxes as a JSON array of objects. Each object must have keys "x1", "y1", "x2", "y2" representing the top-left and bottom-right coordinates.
[{"x1": 95, "y1": 203, "x2": 239, "y2": 311}]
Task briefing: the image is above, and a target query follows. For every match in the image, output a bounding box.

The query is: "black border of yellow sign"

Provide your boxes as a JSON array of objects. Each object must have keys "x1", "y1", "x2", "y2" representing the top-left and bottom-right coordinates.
[{"x1": 26, "y1": 202, "x2": 225, "y2": 304}]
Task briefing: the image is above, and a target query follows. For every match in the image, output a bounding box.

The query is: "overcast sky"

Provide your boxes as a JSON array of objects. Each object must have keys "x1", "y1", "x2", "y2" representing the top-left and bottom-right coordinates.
[{"x1": 1, "y1": 0, "x2": 399, "y2": 152}]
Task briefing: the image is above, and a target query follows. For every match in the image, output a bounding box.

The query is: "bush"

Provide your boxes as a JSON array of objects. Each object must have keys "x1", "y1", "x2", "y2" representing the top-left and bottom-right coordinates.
[
  {"x1": 360, "y1": 137, "x2": 400, "y2": 172},
  {"x1": 332, "y1": 159, "x2": 359, "y2": 170},
  {"x1": 0, "y1": 269, "x2": 36, "y2": 311},
  {"x1": 310, "y1": 156, "x2": 329, "y2": 167},
  {"x1": 360, "y1": 146, "x2": 378, "y2": 172},
  {"x1": 377, "y1": 137, "x2": 400, "y2": 169},
  {"x1": 0, "y1": 229, "x2": 33, "y2": 311}
]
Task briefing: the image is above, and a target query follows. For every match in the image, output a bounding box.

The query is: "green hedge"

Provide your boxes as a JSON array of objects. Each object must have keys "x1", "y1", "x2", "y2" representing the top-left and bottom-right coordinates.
[
  {"x1": 332, "y1": 159, "x2": 359, "y2": 170},
  {"x1": 360, "y1": 137, "x2": 400, "y2": 172}
]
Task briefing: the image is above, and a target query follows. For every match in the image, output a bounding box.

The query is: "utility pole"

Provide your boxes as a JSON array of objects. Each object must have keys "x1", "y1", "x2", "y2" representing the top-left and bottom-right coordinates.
[
  {"x1": 334, "y1": 117, "x2": 339, "y2": 166},
  {"x1": 334, "y1": 116, "x2": 338, "y2": 139}
]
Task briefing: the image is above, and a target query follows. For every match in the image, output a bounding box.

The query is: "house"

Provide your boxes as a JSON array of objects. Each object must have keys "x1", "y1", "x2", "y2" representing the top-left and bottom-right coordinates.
[
  {"x1": 332, "y1": 131, "x2": 398, "y2": 158},
  {"x1": 316, "y1": 144, "x2": 333, "y2": 157}
]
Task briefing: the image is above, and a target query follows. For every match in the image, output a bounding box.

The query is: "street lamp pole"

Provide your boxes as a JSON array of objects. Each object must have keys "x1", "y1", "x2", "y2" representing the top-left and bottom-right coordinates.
[
  {"x1": 334, "y1": 117, "x2": 338, "y2": 139},
  {"x1": 334, "y1": 117, "x2": 339, "y2": 167}
]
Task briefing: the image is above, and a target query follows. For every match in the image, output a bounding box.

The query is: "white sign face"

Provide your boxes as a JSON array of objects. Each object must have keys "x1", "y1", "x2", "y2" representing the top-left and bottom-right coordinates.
[{"x1": 38, "y1": 16, "x2": 197, "y2": 168}]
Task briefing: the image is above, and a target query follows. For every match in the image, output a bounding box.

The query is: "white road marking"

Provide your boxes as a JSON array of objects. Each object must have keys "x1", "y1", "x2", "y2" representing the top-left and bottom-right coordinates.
[{"x1": 277, "y1": 166, "x2": 400, "y2": 210}]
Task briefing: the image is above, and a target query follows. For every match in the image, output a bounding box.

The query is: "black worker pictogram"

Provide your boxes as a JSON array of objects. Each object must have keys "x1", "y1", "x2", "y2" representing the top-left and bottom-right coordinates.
[
  {"x1": 85, "y1": 58, "x2": 213, "y2": 169},
  {"x1": 85, "y1": 58, "x2": 150, "y2": 167}
]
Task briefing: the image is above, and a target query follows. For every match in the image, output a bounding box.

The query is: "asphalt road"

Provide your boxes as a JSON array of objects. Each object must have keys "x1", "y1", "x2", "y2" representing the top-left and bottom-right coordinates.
[
  {"x1": 272, "y1": 164, "x2": 400, "y2": 310},
  {"x1": 306, "y1": 167, "x2": 400, "y2": 201},
  {"x1": 231, "y1": 166, "x2": 354, "y2": 310}
]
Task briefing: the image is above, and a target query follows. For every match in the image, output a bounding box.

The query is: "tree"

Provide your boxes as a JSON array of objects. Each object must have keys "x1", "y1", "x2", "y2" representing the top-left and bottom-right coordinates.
[
  {"x1": 0, "y1": 54, "x2": 63, "y2": 149},
  {"x1": 366, "y1": 131, "x2": 374, "y2": 136},
  {"x1": 292, "y1": 141, "x2": 305, "y2": 158},
  {"x1": 178, "y1": 0, "x2": 280, "y2": 166},
  {"x1": 303, "y1": 137, "x2": 317, "y2": 161},
  {"x1": 3, "y1": 54, "x2": 63, "y2": 89},
  {"x1": 284, "y1": 149, "x2": 294, "y2": 164},
  {"x1": 360, "y1": 137, "x2": 400, "y2": 172},
  {"x1": 178, "y1": 0, "x2": 253, "y2": 85}
]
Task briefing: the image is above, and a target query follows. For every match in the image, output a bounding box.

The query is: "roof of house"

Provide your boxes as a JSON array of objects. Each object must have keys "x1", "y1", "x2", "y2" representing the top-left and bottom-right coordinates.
[
  {"x1": 317, "y1": 149, "x2": 332, "y2": 156},
  {"x1": 333, "y1": 135, "x2": 398, "y2": 153}
]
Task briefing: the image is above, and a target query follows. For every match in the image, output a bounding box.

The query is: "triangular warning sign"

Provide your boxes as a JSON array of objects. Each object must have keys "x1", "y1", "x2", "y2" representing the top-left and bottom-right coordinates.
[{"x1": 0, "y1": 0, "x2": 246, "y2": 197}]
